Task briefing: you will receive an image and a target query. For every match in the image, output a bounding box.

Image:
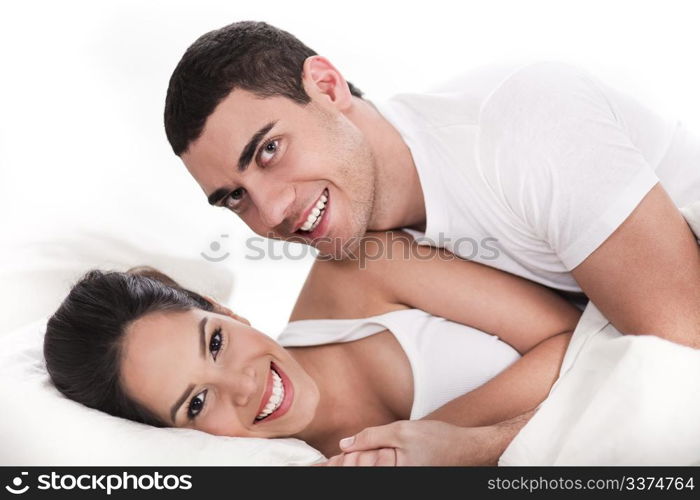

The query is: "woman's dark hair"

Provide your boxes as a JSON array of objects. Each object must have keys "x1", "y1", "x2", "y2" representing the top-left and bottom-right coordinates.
[
  {"x1": 164, "y1": 20, "x2": 364, "y2": 156},
  {"x1": 43, "y1": 267, "x2": 214, "y2": 427}
]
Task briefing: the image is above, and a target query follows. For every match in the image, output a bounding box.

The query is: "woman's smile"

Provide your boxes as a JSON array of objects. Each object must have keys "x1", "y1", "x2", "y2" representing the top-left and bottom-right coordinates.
[{"x1": 254, "y1": 362, "x2": 294, "y2": 424}]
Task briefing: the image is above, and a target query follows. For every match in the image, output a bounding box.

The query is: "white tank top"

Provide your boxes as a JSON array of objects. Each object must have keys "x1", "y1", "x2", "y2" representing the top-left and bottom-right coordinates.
[{"x1": 277, "y1": 309, "x2": 521, "y2": 419}]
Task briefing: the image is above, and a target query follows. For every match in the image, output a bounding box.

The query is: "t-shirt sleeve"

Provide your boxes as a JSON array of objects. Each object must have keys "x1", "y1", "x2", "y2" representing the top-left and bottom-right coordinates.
[{"x1": 477, "y1": 61, "x2": 660, "y2": 270}]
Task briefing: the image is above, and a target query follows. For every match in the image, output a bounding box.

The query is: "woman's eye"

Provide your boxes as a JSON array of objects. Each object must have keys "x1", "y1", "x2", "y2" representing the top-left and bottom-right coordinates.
[
  {"x1": 257, "y1": 139, "x2": 279, "y2": 166},
  {"x1": 224, "y1": 188, "x2": 247, "y2": 211},
  {"x1": 210, "y1": 328, "x2": 224, "y2": 360},
  {"x1": 187, "y1": 389, "x2": 207, "y2": 420},
  {"x1": 185, "y1": 328, "x2": 224, "y2": 421}
]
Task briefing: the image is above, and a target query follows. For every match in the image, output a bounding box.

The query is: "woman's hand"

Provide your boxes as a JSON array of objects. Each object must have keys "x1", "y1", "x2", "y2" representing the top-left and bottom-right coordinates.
[{"x1": 317, "y1": 420, "x2": 491, "y2": 466}]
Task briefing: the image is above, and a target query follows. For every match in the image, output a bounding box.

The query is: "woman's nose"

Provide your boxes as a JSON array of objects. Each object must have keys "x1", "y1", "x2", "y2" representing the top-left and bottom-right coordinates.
[{"x1": 223, "y1": 365, "x2": 258, "y2": 408}]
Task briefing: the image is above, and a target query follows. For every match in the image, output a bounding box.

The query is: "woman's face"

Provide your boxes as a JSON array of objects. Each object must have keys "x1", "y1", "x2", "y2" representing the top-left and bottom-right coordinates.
[{"x1": 120, "y1": 307, "x2": 320, "y2": 438}]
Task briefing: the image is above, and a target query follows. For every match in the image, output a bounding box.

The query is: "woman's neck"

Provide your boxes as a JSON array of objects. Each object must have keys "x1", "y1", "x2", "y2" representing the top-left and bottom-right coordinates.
[{"x1": 287, "y1": 336, "x2": 408, "y2": 457}]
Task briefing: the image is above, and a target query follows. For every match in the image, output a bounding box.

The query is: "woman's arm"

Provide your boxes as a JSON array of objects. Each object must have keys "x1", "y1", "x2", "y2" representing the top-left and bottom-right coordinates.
[
  {"x1": 423, "y1": 330, "x2": 571, "y2": 426},
  {"x1": 321, "y1": 332, "x2": 571, "y2": 466},
  {"x1": 291, "y1": 231, "x2": 581, "y2": 354}
]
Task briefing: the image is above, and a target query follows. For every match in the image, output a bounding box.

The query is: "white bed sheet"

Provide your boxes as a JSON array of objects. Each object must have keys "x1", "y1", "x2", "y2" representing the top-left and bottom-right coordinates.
[{"x1": 499, "y1": 200, "x2": 700, "y2": 465}]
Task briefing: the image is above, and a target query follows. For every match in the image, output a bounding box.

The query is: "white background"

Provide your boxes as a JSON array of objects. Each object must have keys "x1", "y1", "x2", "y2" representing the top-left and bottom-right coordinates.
[{"x1": 2, "y1": 0, "x2": 699, "y2": 337}]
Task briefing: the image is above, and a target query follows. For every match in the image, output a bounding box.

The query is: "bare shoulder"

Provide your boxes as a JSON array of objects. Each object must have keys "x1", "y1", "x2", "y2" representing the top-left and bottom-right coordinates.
[{"x1": 288, "y1": 231, "x2": 414, "y2": 321}]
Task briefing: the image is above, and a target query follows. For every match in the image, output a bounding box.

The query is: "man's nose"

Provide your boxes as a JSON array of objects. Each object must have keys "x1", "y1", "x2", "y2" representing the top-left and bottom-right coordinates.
[{"x1": 249, "y1": 179, "x2": 295, "y2": 229}]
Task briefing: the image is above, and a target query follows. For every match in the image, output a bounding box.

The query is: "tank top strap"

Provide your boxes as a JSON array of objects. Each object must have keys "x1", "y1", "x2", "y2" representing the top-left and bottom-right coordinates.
[{"x1": 277, "y1": 309, "x2": 428, "y2": 347}]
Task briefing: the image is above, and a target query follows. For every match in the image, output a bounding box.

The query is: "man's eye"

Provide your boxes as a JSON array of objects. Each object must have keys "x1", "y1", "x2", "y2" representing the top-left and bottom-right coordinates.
[
  {"x1": 257, "y1": 139, "x2": 279, "y2": 166},
  {"x1": 224, "y1": 188, "x2": 247, "y2": 211}
]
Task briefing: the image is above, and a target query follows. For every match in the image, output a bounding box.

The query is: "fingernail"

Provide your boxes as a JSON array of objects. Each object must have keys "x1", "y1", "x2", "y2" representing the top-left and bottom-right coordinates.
[{"x1": 339, "y1": 436, "x2": 354, "y2": 449}]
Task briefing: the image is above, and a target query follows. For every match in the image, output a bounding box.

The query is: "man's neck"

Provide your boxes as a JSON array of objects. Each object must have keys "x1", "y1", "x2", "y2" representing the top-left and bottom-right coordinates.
[{"x1": 346, "y1": 97, "x2": 427, "y2": 232}]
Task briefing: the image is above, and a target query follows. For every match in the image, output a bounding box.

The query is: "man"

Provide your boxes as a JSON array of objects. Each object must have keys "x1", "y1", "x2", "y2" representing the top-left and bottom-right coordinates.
[{"x1": 163, "y1": 21, "x2": 700, "y2": 464}]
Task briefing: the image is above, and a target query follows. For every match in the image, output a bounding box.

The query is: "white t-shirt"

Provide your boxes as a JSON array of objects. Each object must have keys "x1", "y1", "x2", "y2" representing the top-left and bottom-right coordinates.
[{"x1": 375, "y1": 61, "x2": 700, "y2": 294}]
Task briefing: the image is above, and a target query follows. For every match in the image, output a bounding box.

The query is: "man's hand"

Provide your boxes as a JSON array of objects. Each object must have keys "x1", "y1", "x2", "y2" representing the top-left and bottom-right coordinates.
[{"x1": 317, "y1": 417, "x2": 532, "y2": 466}]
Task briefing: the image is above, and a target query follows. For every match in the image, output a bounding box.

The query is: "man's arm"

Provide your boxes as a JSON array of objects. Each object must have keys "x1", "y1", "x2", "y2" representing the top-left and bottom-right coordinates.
[
  {"x1": 475, "y1": 63, "x2": 700, "y2": 347},
  {"x1": 467, "y1": 409, "x2": 538, "y2": 466},
  {"x1": 326, "y1": 409, "x2": 537, "y2": 466},
  {"x1": 292, "y1": 231, "x2": 581, "y2": 355},
  {"x1": 571, "y1": 183, "x2": 700, "y2": 348}
]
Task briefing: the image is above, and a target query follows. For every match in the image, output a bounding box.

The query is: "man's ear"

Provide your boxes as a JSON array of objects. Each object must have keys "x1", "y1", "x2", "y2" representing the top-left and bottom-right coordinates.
[
  {"x1": 203, "y1": 295, "x2": 251, "y2": 326},
  {"x1": 301, "y1": 55, "x2": 353, "y2": 111}
]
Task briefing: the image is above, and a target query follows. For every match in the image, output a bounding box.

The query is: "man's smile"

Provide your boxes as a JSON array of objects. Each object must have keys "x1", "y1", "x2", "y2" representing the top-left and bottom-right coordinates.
[{"x1": 293, "y1": 188, "x2": 331, "y2": 239}]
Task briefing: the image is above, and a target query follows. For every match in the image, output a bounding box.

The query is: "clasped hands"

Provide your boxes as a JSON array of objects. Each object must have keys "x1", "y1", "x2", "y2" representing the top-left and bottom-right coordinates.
[{"x1": 315, "y1": 420, "x2": 494, "y2": 467}]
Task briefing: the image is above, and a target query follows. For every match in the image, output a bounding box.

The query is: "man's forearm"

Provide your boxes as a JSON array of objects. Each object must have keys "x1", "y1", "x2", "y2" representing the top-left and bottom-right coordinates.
[{"x1": 455, "y1": 408, "x2": 537, "y2": 466}]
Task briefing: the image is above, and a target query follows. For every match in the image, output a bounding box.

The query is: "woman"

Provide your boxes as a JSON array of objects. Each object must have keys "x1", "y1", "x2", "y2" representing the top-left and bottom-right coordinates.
[{"x1": 44, "y1": 231, "x2": 581, "y2": 463}]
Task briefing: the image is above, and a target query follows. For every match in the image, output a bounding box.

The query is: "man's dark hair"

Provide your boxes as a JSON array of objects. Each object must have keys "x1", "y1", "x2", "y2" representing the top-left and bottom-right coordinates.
[{"x1": 164, "y1": 20, "x2": 364, "y2": 156}]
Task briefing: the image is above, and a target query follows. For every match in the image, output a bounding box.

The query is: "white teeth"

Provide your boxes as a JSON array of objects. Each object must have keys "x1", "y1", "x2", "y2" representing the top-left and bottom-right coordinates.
[
  {"x1": 299, "y1": 190, "x2": 328, "y2": 232},
  {"x1": 308, "y1": 214, "x2": 322, "y2": 231},
  {"x1": 256, "y1": 368, "x2": 285, "y2": 421}
]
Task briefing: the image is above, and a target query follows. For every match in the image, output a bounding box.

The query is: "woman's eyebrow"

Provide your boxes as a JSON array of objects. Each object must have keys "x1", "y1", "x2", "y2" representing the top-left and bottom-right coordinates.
[{"x1": 170, "y1": 316, "x2": 208, "y2": 424}]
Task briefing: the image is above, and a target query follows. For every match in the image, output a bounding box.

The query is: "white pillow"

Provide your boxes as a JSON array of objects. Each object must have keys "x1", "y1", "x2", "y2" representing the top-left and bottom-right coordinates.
[
  {"x1": 0, "y1": 228, "x2": 237, "y2": 336},
  {"x1": 0, "y1": 318, "x2": 324, "y2": 466}
]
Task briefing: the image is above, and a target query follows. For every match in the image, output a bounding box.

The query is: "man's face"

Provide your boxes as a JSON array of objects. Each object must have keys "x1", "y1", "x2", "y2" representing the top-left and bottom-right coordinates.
[{"x1": 181, "y1": 87, "x2": 377, "y2": 258}]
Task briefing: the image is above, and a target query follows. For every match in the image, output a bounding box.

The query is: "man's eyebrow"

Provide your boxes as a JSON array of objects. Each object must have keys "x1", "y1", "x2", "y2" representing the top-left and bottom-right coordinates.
[
  {"x1": 206, "y1": 120, "x2": 277, "y2": 207},
  {"x1": 208, "y1": 187, "x2": 230, "y2": 207},
  {"x1": 170, "y1": 316, "x2": 208, "y2": 424},
  {"x1": 237, "y1": 120, "x2": 277, "y2": 172}
]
